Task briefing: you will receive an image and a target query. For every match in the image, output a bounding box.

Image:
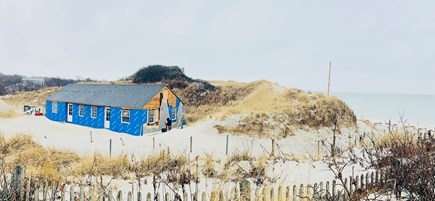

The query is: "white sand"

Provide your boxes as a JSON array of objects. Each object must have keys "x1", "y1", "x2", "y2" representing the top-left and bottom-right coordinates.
[{"x1": 0, "y1": 115, "x2": 375, "y2": 187}]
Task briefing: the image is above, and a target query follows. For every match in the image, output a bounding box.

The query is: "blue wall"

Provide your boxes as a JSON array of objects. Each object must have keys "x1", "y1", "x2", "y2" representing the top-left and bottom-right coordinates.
[
  {"x1": 110, "y1": 108, "x2": 147, "y2": 136},
  {"x1": 71, "y1": 104, "x2": 105, "y2": 129},
  {"x1": 46, "y1": 101, "x2": 67, "y2": 122}
]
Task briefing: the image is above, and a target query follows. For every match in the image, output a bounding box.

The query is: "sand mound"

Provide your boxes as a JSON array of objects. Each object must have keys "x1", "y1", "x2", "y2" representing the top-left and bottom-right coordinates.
[
  {"x1": 176, "y1": 80, "x2": 357, "y2": 138},
  {"x1": 1, "y1": 87, "x2": 60, "y2": 112}
]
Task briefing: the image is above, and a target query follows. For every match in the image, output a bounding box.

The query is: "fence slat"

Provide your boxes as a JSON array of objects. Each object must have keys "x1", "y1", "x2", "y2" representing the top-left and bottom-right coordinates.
[
  {"x1": 70, "y1": 185, "x2": 75, "y2": 201},
  {"x1": 25, "y1": 177, "x2": 31, "y2": 201},
  {"x1": 270, "y1": 187, "x2": 274, "y2": 201},
  {"x1": 34, "y1": 182, "x2": 40, "y2": 201},
  {"x1": 332, "y1": 180, "x2": 336, "y2": 198},
  {"x1": 127, "y1": 191, "x2": 132, "y2": 201},
  {"x1": 292, "y1": 185, "x2": 297, "y2": 201},
  {"x1": 80, "y1": 186, "x2": 85, "y2": 201},
  {"x1": 277, "y1": 186, "x2": 283, "y2": 201},
  {"x1": 319, "y1": 182, "x2": 324, "y2": 199},
  {"x1": 299, "y1": 184, "x2": 304, "y2": 201},
  {"x1": 262, "y1": 186, "x2": 268, "y2": 201},
  {"x1": 201, "y1": 191, "x2": 206, "y2": 201},
  {"x1": 117, "y1": 190, "x2": 123, "y2": 201}
]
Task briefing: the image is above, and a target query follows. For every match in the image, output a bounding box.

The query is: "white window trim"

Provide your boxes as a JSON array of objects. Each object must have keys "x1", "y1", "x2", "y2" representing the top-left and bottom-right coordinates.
[
  {"x1": 121, "y1": 109, "x2": 130, "y2": 123},
  {"x1": 52, "y1": 102, "x2": 58, "y2": 113},
  {"x1": 79, "y1": 105, "x2": 84, "y2": 117},
  {"x1": 91, "y1": 106, "x2": 97, "y2": 119}
]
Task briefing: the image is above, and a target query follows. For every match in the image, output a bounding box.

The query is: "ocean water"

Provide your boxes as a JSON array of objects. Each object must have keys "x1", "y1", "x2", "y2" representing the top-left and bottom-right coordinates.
[{"x1": 333, "y1": 92, "x2": 435, "y2": 128}]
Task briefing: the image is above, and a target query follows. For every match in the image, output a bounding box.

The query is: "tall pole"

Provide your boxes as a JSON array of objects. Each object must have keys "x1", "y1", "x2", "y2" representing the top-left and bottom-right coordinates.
[{"x1": 327, "y1": 61, "x2": 332, "y2": 97}]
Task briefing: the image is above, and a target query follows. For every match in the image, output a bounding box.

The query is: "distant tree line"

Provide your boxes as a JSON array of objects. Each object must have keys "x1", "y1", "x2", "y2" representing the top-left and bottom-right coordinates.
[{"x1": 0, "y1": 73, "x2": 79, "y2": 95}]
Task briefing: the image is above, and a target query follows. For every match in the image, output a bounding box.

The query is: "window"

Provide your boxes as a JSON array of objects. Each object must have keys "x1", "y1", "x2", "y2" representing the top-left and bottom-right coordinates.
[
  {"x1": 171, "y1": 108, "x2": 176, "y2": 120},
  {"x1": 105, "y1": 108, "x2": 110, "y2": 121},
  {"x1": 148, "y1": 109, "x2": 155, "y2": 124},
  {"x1": 79, "y1": 105, "x2": 84, "y2": 116},
  {"x1": 91, "y1": 106, "x2": 97, "y2": 118},
  {"x1": 68, "y1": 104, "x2": 73, "y2": 115},
  {"x1": 121, "y1": 109, "x2": 130, "y2": 123},
  {"x1": 52, "y1": 102, "x2": 58, "y2": 113}
]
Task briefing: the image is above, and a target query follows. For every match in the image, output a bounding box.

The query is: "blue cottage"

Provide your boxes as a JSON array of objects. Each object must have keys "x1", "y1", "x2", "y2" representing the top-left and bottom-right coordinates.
[{"x1": 45, "y1": 84, "x2": 185, "y2": 136}]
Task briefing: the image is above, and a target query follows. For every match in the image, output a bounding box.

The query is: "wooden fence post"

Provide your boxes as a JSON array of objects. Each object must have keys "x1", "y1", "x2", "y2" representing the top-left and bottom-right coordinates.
[
  {"x1": 110, "y1": 138, "x2": 112, "y2": 157},
  {"x1": 371, "y1": 172, "x2": 375, "y2": 188},
  {"x1": 271, "y1": 139, "x2": 275, "y2": 157},
  {"x1": 360, "y1": 174, "x2": 364, "y2": 190},
  {"x1": 254, "y1": 188, "x2": 260, "y2": 201},
  {"x1": 190, "y1": 136, "x2": 193, "y2": 153},
  {"x1": 226, "y1": 135, "x2": 229, "y2": 155}
]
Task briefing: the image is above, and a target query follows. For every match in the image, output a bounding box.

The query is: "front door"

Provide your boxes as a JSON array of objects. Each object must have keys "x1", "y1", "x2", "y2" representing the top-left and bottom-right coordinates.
[
  {"x1": 67, "y1": 103, "x2": 73, "y2": 122},
  {"x1": 104, "y1": 107, "x2": 110, "y2": 129}
]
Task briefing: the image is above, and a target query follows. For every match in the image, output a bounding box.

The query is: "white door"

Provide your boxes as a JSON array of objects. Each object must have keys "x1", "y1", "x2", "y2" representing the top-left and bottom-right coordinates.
[
  {"x1": 104, "y1": 107, "x2": 110, "y2": 129},
  {"x1": 67, "y1": 103, "x2": 73, "y2": 122}
]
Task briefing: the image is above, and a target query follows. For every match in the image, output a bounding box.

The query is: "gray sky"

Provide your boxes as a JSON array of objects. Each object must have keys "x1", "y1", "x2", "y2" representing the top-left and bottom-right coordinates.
[{"x1": 1, "y1": 0, "x2": 434, "y2": 94}]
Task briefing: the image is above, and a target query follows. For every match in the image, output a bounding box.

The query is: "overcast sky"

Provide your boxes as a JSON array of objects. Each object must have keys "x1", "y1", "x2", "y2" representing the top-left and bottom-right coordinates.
[{"x1": 1, "y1": 1, "x2": 434, "y2": 94}]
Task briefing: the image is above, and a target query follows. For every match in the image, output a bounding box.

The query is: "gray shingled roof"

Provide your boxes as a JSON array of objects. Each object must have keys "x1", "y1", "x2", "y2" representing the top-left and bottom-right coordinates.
[{"x1": 47, "y1": 84, "x2": 166, "y2": 109}]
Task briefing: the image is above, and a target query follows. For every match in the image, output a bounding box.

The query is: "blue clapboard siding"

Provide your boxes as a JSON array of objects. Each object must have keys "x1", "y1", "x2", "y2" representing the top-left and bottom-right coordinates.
[{"x1": 46, "y1": 101, "x2": 67, "y2": 122}]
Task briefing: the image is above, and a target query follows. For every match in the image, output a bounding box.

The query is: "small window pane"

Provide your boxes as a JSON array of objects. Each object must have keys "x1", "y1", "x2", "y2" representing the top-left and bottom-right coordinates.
[
  {"x1": 148, "y1": 109, "x2": 155, "y2": 124},
  {"x1": 91, "y1": 106, "x2": 97, "y2": 118},
  {"x1": 52, "y1": 102, "x2": 58, "y2": 113},
  {"x1": 79, "y1": 105, "x2": 84, "y2": 116},
  {"x1": 122, "y1": 109, "x2": 130, "y2": 123}
]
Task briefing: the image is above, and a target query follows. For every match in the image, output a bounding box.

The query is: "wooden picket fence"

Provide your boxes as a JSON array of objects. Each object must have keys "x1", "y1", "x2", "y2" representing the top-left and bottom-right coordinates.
[{"x1": 4, "y1": 167, "x2": 390, "y2": 201}]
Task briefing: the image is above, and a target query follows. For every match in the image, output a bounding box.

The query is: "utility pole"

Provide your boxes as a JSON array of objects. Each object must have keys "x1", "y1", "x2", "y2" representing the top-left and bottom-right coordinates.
[{"x1": 327, "y1": 61, "x2": 332, "y2": 97}]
